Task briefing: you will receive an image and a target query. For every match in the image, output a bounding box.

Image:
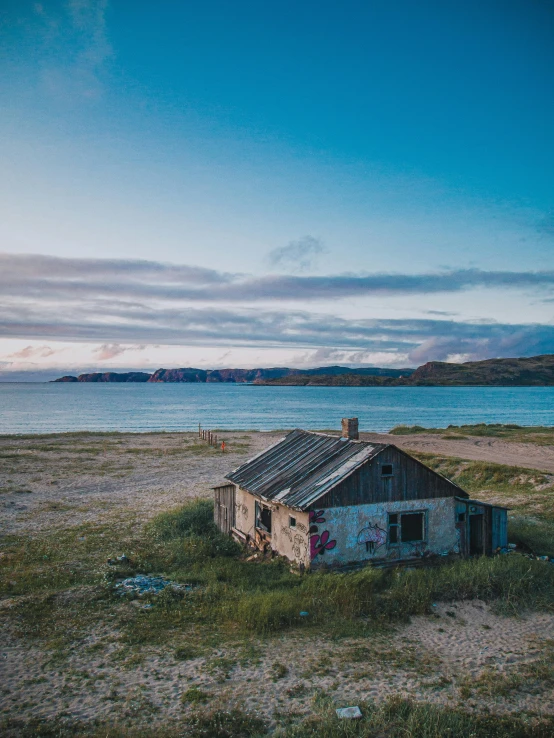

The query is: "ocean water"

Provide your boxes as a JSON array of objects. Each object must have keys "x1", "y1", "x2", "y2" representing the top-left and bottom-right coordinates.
[{"x1": 0, "y1": 383, "x2": 553, "y2": 434}]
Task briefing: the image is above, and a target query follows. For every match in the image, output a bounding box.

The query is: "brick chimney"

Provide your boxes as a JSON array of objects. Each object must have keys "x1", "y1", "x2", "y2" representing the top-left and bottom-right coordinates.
[{"x1": 341, "y1": 417, "x2": 359, "y2": 440}]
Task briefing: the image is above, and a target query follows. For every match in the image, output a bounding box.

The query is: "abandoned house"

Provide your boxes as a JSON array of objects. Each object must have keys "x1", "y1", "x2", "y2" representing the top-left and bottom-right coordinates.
[{"x1": 214, "y1": 418, "x2": 508, "y2": 568}]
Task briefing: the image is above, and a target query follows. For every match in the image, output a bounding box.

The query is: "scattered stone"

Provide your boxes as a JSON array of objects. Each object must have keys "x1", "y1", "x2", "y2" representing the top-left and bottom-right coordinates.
[{"x1": 336, "y1": 706, "x2": 362, "y2": 719}]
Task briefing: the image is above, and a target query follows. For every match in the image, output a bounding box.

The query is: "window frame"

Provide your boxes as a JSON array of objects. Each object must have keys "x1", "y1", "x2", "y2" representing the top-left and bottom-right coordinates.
[
  {"x1": 381, "y1": 463, "x2": 394, "y2": 477},
  {"x1": 387, "y1": 510, "x2": 427, "y2": 546},
  {"x1": 289, "y1": 516, "x2": 297, "y2": 529},
  {"x1": 255, "y1": 500, "x2": 272, "y2": 534}
]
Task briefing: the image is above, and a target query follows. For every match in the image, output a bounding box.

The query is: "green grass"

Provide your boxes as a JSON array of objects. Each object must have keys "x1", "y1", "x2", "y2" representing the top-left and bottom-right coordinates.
[
  {"x1": 2, "y1": 698, "x2": 553, "y2": 738},
  {"x1": 3, "y1": 499, "x2": 554, "y2": 650},
  {"x1": 390, "y1": 423, "x2": 554, "y2": 445},
  {"x1": 279, "y1": 695, "x2": 554, "y2": 737}
]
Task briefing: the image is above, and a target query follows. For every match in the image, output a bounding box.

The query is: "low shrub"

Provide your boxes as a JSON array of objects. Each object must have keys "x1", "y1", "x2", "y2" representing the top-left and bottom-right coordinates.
[
  {"x1": 146, "y1": 498, "x2": 218, "y2": 540},
  {"x1": 509, "y1": 517, "x2": 554, "y2": 557},
  {"x1": 187, "y1": 708, "x2": 267, "y2": 738}
]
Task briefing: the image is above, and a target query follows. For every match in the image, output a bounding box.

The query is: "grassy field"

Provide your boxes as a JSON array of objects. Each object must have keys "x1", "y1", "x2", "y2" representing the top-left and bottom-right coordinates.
[
  {"x1": 390, "y1": 423, "x2": 554, "y2": 445},
  {"x1": 2, "y1": 431, "x2": 554, "y2": 735}
]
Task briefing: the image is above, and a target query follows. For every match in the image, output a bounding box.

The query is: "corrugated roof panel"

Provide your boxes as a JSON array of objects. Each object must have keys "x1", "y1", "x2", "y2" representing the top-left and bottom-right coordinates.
[{"x1": 226, "y1": 429, "x2": 386, "y2": 510}]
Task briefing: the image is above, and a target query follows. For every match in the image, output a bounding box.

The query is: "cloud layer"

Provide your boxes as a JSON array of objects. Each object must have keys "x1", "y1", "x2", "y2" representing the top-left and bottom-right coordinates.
[
  {"x1": 1, "y1": 252, "x2": 554, "y2": 365},
  {"x1": 3, "y1": 252, "x2": 554, "y2": 303}
]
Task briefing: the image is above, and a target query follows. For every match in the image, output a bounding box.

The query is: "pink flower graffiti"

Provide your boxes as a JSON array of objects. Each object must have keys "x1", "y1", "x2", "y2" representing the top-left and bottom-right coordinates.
[{"x1": 309, "y1": 510, "x2": 337, "y2": 559}]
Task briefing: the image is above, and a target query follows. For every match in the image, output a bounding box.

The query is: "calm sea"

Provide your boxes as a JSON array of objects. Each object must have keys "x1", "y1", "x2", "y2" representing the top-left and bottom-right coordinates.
[{"x1": 0, "y1": 383, "x2": 553, "y2": 434}]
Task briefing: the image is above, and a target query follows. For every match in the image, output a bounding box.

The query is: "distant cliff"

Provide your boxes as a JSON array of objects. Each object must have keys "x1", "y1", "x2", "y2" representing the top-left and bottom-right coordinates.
[
  {"x1": 53, "y1": 372, "x2": 151, "y2": 383},
  {"x1": 53, "y1": 365, "x2": 412, "y2": 383},
  {"x1": 406, "y1": 354, "x2": 554, "y2": 386},
  {"x1": 260, "y1": 354, "x2": 554, "y2": 386},
  {"x1": 51, "y1": 355, "x2": 554, "y2": 386}
]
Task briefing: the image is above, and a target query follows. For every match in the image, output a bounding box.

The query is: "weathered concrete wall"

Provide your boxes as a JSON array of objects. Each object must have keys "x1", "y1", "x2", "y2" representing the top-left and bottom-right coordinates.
[
  {"x1": 270, "y1": 504, "x2": 310, "y2": 568},
  {"x1": 308, "y1": 496, "x2": 459, "y2": 568},
  {"x1": 233, "y1": 487, "x2": 459, "y2": 569},
  {"x1": 233, "y1": 487, "x2": 310, "y2": 567}
]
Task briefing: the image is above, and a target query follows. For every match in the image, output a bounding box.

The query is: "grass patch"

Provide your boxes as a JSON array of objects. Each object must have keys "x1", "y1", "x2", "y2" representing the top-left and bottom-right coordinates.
[
  {"x1": 280, "y1": 695, "x2": 554, "y2": 737},
  {"x1": 390, "y1": 423, "x2": 554, "y2": 445},
  {"x1": 509, "y1": 518, "x2": 554, "y2": 557},
  {"x1": 3, "y1": 700, "x2": 553, "y2": 737},
  {"x1": 181, "y1": 686, "x2": 211, "y2": 704}
]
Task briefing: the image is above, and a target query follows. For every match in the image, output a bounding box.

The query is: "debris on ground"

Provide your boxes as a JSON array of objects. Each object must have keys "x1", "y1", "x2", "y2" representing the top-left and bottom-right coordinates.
[
  {"x1": 114, "y1": 575, "x2": 192, "y2": 597},
  {"x1": 336, "y1": 706, "x2": 362, "y2": 719},
  {"x1": 107, "y1": 554, "x2": 131, "y2": 566}
]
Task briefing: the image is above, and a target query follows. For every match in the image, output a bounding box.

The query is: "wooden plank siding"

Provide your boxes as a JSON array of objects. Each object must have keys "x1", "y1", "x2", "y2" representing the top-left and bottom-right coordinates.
[
  {"x1": 311, "y1": 446, "x2": 466, "y2": 510},
  {"x1": 214, "y1": 484, "x2": 236, "y2": 535}
]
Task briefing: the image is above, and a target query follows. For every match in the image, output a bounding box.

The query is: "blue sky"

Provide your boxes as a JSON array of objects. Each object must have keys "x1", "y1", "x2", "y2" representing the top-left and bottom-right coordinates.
[{"x1": 1, "y1": 1, "x2": 553, "y2": 378}]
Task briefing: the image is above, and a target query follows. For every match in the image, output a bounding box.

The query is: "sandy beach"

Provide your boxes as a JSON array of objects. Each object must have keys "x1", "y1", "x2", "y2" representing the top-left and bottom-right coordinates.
[{"x1": 1, "y1": 429, "x2": 554, "y2": 734}]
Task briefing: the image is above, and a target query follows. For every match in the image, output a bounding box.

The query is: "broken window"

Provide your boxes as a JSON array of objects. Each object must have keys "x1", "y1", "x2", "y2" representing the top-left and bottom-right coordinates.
[
  {"x1": 388, "y1": 511, "x2": 426, "y2": 544},
  {"x1": 401, "y1": 512, "x2": 424, "y2": 542},
  {"x1": 382, "y1": 464, "x2": 393, "y2": 476},
  {"x1": 255, "y1": 501, "x2": 272, "y2": 534},
  {"x1": 289, "y1": 516, "x2": 296, "y2": 528}
]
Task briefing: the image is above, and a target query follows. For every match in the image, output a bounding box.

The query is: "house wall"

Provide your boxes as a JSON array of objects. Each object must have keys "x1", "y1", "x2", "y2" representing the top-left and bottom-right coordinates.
[
  {"x1": 233, "y1": 486, "x2": 310, "y2": 567},
  {"x1": 314, "y1": 446, "x2": 465, "y2": 508},
  {"x1": 308, "y1": 496, "x2": 459, "y2": 568},
  {"x1": 271, "y1": 503, "x2": 310, "y2": 568},
  {"x1": 234, "y1": 485, "x2": 256, "y2": 538}
]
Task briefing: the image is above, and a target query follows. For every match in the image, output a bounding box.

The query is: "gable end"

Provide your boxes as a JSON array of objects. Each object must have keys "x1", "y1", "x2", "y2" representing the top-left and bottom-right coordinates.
[{"x1": 310, "y1": 445, "x2": 467, "y2": 509}]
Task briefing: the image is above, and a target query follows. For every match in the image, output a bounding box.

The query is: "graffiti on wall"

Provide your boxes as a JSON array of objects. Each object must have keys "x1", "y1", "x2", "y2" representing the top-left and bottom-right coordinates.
[
  {"x1": 280, "y1": 525, "x2": 308, "y2": 560},
  {"x1": 357, "y1": 523, "x2": 387, "y2": 555},
  {"x1": 292, "y1": 534, "x2": 308, "y2": 560},
  {"x1": 235, "y1": 501, "x2": 249, "y2": 519},
  {"x1": 309, "y1": 510, "x2": 337, "y2": 559}
]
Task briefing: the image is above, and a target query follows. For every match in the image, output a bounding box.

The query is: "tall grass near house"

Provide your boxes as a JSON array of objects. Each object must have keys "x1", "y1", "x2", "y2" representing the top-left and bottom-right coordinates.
[
  {"x1": 279, "y1": 695, "x2": 554, "y2": 737},
  {"x1": 129, "y1": 500, "x2": 554, "y2": 637},
  {"x1": 4, "y1": 499, "x2": 554, "y2": 648}
]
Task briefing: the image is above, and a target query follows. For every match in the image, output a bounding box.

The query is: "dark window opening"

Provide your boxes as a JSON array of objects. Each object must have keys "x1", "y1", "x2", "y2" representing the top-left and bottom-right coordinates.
[
  {"x1": 382, "y1": 464, "x2": 393, "y2": 476},
  {"x1": 457, "y1": 512, "x2": 466, "y2": 523},
  {"x1": 401, "y1": 513, "x2": 424, "y2": 542},
  {"x1": 388, "y1": 511, "x2": 426, "y2": 545},
  {"x1": 255, "y1": 501, "x2": 272, "y2": 534},
  {"x1": 289, "y1": 516, "x2": 296, "y2": 528}
]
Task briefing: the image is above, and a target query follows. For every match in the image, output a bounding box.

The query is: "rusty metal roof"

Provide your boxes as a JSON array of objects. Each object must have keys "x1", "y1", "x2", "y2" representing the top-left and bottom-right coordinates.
[{"x1": 225, "y1": 429, "x2": 386, "y2": 510}]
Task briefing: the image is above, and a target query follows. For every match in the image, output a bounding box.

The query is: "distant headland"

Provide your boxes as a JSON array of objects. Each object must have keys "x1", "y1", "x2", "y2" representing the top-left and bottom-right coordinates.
[{"x1": 52, "y1": 354, "x2": 554, "y2": 386}]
